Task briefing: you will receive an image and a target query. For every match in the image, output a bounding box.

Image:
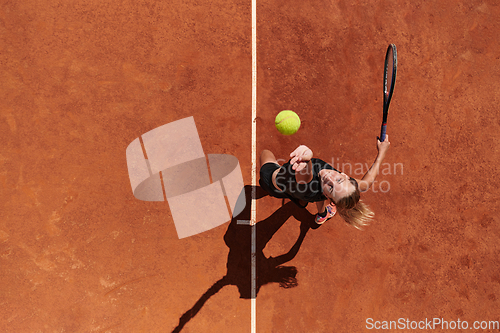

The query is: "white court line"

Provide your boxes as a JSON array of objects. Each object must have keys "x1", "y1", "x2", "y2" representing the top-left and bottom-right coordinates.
[
  {"x1": 251, "y1": 0, "x2": 257, "y2": 331},
  {"x1": 238, "y1": 0, "x2": 257, "y2": 330}
]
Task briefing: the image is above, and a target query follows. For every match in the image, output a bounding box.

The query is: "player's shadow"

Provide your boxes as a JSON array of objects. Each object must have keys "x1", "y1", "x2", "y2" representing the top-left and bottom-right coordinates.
[{"x1": 171, "y1": 185, "x2": 314, "y2": 333}]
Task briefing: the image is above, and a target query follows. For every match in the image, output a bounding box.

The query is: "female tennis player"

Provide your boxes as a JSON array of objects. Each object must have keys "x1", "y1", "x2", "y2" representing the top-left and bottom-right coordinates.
[{"x1": 259, "y1": 136, "x2": 390, "y2": 229}]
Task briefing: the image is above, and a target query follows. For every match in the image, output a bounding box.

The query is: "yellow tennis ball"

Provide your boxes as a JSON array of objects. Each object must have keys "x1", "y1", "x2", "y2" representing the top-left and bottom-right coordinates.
[{"x1": 275, "y1": 110, "x2": 301, "y2": 135}]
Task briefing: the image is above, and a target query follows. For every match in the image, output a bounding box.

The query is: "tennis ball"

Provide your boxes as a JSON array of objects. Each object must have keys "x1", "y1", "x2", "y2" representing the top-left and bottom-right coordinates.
[{"x1": 275, "y1": 110, "x2": 301, "y2": 135}]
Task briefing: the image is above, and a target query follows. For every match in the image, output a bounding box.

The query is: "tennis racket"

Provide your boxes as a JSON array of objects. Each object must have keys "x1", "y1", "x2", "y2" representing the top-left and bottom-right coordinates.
[{"x1": 379, "y1": 44, "x2": 397, "y2": 142}]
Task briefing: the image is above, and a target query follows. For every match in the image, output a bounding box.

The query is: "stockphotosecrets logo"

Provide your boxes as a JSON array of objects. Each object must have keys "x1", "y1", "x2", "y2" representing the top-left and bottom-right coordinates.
[{"x1": 126, "y1": 117, "x2": 245, "y2": 239}]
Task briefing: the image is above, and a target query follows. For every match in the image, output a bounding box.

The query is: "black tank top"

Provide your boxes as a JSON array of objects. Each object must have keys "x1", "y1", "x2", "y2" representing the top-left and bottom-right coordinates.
[{"x1": 275, "y1": 158, "x2": 337, "y2": 203}]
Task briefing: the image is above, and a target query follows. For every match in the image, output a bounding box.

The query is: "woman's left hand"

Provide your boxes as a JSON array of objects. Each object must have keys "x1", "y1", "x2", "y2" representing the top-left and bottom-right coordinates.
[{"x1": 290, "y1": 145, "x2": 313, "y2": 172}]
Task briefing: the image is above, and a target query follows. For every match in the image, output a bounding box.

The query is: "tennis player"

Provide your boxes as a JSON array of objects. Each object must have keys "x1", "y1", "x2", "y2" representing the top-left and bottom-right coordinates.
[{"x1": 259, "y1": 136, "x2": 390, "y2": 229}]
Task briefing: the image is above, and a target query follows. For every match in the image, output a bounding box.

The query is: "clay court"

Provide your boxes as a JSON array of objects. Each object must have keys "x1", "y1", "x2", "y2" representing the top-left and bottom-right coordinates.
[{"x1": 1, "y1": 0, "x2": 500, "y2": 332}]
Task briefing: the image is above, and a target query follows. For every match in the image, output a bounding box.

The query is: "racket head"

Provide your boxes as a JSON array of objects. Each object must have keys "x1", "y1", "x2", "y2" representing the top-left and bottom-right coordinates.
[{"x1": 382, "y1": 44, "x2": 397, "y2": 122}]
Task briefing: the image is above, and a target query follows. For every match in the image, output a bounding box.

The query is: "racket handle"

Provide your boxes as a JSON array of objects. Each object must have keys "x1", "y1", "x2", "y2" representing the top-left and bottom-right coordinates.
[{"x1": 379, "y1": 123, "x2": 387, "y2": 142}]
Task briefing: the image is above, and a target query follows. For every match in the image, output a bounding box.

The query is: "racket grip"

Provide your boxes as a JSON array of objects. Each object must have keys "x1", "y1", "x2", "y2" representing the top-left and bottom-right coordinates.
[{"x1": 379, "y1": 123, "x2": 387, "y2": 142}]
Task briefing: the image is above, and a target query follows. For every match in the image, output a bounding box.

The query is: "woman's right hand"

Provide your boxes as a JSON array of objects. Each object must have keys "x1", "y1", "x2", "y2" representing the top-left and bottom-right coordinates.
[{"x1": 377, "y1": 135, "x2": 390, "y2": 158}]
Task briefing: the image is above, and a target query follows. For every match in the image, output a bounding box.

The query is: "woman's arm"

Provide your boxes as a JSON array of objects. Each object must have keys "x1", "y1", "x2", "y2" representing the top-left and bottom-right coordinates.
[
  {"x1": 289, "y1": 145, "x2": 314, "y2": 184},
  {"x1": 357, "y1": 135, "x2": 391, "y2": 192}
]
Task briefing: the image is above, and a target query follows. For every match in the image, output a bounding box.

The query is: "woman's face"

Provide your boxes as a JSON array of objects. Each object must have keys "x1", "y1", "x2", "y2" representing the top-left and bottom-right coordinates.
[{"x1": 320, "y1": 169, "x2": 355, "y2": 202}]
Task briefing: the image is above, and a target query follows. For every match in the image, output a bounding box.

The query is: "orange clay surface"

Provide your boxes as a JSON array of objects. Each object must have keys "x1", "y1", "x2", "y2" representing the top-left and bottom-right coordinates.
[{"x1": 1, "y1": 0, "x2": 500, "y2": 332}]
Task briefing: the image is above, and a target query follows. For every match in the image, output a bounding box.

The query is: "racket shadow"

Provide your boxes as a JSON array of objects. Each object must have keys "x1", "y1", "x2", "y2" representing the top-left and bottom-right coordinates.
[{"x1": 171, "y1": 185, "x2": 314, "y2": 332}]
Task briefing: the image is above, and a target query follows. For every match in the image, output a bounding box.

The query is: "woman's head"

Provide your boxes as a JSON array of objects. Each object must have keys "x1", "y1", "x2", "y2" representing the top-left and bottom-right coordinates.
[
  {"x1": 320, "y1": 169, "x2": 356, "y2": 202},
  {"x1": 320, "y1": 170, "x2": 374, "y2": 229},
  {"x1": 334, "y1": 178, "x2": 361, "y2": 208}
]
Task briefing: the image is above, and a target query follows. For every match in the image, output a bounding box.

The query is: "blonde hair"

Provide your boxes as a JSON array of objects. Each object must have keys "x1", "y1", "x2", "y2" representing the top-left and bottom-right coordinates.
[{"x1": 334, "y1": 178, "x2": 374, "y2": 230}]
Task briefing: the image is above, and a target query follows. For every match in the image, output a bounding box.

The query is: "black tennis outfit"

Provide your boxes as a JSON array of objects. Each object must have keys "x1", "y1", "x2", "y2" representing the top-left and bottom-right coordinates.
[{"x1": 259, "y1": 158, "x2": 338, "y2": 205}]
